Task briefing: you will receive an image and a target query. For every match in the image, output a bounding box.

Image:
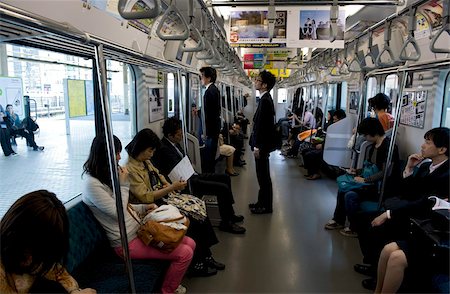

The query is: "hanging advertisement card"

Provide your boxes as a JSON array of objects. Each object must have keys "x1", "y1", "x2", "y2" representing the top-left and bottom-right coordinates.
[{"x1": 287, "y1": 7, "x2": 345, "y2": 48}]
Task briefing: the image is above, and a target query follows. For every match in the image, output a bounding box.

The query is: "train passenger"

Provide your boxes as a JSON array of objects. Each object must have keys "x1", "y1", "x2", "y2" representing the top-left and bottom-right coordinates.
[
  {"x1": 82, "y1": 135, "x2": 194, "y2": 294},
  {"x1": 228, "y1": 122, "x2": 246, "y2": 166},
  {"x1": 5, "y1": 104, "x2": 44, "y2": 151},
  {"x1": 354, "y1": 127, "x2": 449, "y2": 290},
  {"x1": 234, "y1": 110, "x2": 249, "y2": 136},
  {"x1": 200, "y1": 66, "x2": 221, "y2": 173},
  {"x1": 325, "y1": 118, "x2": 399, "y2": 238},
  {"x1": 153, "y1": 117, "x2": 246, "y2": 234},
  {"x1": 249, "y1": 70, "x2": 276, "y2": 214},
  {"x1": 0, "y1": 190, "x2": 96, "y2": 294},
  {"x1": 126, "y1": 129, "x2": 223, "y2": 277},
  {"x1": 369, "y1": 93, "x2": 394, "y2": 131},
  {"x1": 0, "y1": 104, "x2": 17, "y2": 156}
]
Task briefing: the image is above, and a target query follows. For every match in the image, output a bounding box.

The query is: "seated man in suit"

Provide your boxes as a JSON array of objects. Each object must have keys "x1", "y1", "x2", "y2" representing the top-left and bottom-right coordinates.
[
  {"x1": 152, "y1": 117, "x2": 246, "y2": 234},
  {"x1": 353, "y1": 127, "x2": 449, "y2": 290}
]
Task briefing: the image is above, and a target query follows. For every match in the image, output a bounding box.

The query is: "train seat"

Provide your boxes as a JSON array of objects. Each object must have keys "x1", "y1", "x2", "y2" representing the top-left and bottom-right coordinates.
[{"x1": 65, "y1": 198, "x2": 167, "y2": 293}]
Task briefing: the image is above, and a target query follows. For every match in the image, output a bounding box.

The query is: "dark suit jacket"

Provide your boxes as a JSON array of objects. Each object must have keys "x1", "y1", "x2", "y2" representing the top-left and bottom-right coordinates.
[
  {"x1": 389, "y1": 160, "x2": 449, "y2": 219},
  {"x1": 204, "y1": 84, "x2": 221, "y2": 139},
  {"x1": 250, "y1": 92, "x2": 275, "y2": 152},
  {"x1": 152, "y1": 137, "x2": 184, "y2": 178}
]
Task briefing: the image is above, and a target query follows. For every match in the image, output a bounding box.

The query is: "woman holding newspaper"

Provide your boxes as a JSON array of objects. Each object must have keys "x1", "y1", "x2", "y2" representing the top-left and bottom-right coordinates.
[{"x1": 126, "y1": 128, "x2": 224, "y2": 277}]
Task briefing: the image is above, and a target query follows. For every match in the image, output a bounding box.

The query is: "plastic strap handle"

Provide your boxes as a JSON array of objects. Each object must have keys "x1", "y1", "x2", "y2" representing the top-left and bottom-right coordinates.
[
  {"x1": 430, "y1": 0, "x2": 450, "y2": 54},
  {"x1": 118, "y1": 0, "x2": 161, "y2": 20},
  {"x1": 196, "y1": 38, "x2": 214, "y2": 60},
  {"x1": 155, "y1": 0, "x2": 189, "y2": 41},
  {"x1": 180, "y1": 23, "x2": 204, "y2": 52},
  {"x1": 363, "y1": 31, "x2": 377, "y2": 70},
  {"x1": 349, "y1": 39, "x2": 362, "y2": 72},
  {"x1": 339, "y1": 45, "x2": 350, "y2": 74},
  {"x1": 376, "y1": 21, "x2": 396, "y2": 67},
  {"x1": 399, "y1": 7, "x2": 421, "y2": 61}
]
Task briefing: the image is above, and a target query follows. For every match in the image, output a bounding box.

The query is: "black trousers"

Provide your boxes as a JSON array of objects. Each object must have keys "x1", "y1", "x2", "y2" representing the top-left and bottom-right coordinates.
[
  {"x1": 0, "y1": 127, "x2": 14, "y2": 156},
  {"x1": 186, "y1": 216, "x2": 219, "y2": 262},
  {"x1": 332, "y1": 190, "x2": 347, "y2": 225},
  {"x1": 11, "y1": 128, "x2": 38, "y2": 148},
  {"x1": 303, "y1": 149, "x2": 323, "y2": 175},
  {"x1": 189, "y1": 173, "x2": 236, "y2": 222},
  {"x1": 255, "y1": 151, "x2": 273, "y2": 210},
  {"x1": 203, "y1": 136, "x2": 218, "y2": 173}
]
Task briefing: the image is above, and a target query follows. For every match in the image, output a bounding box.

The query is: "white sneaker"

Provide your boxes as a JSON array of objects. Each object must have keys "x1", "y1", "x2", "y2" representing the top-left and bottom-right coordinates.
[{"x1": 175, "y1": 285, "x2": 187, "y2": 294}]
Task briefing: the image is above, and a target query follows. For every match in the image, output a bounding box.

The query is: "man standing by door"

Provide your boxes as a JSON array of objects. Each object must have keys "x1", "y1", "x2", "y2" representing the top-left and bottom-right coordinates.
[
  {"x1": 200, "y1": 67, "x2": 221, "y2": 173},
  {"x1": 249, "y1": 70, "x2": 277, "y2": 214}
]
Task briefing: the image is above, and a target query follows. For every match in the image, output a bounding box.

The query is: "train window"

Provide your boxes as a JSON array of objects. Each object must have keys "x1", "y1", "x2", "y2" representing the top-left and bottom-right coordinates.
[
  {"x1": 384, "y1": 74, "x2": 398, "y2": 113},
  {"x1": 327, "y1": 84, "x2": 337, "y2": 113},
  {"x1": 167, "y1": 73, "x2": 175, "y2": 117},
  {"x1": 277, "y1": 88, "x2": 287, "y2": 104},
  {"x1": 366, "y1": 77, "x2": 378, "y2": 99},
  {"x1": 340, "y1": 82, "x2": 347, "y2": 111},
  {"x1": 442, "y1": 72, "x2": 450, "y2": 128}
]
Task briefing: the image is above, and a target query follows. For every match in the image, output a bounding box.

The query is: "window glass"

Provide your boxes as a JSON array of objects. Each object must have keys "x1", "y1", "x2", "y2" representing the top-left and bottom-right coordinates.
[
  {"x1": 327, "y1": 84, "x2": 337, "y2": 112},
  {"x1": 366, "y1": 77, "x2": 378, "y2": 99},
  {"x1": 277, "y1": 88, "x2": 287, "y2": 104},
  {"x1": 442, "y1": 72, "x2": 450, "y2": 128},
  {"x1": 384, "y1": 74, "x2": 398, "y2": 114},
  {"x1": 167, "y1": 73, "x2": 175, "y2": 117},
  {"x1": 340, "y1": 82, "x2": 347, "y2": 111},
  {"x1": 1, "y1": 45, "x2": 134, "y2": 217}
]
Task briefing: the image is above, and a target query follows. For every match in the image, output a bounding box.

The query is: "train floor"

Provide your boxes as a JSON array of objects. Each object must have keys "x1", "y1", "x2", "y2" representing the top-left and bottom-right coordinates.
[{"x1": 184, "y1": 143, "x2": 370, "y2": 293}]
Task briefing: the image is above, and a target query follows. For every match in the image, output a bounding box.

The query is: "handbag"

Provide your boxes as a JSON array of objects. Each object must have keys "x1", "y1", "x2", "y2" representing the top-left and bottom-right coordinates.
[
  {"x1": 128, "y1": 204, "x2": 189, "y2": 253},
  {"x1": 165, "y1": 192, "x2": 207, "y2": 222},
  {"x1": 336, "y1": 161, "x2": 379, "y2": 193}
]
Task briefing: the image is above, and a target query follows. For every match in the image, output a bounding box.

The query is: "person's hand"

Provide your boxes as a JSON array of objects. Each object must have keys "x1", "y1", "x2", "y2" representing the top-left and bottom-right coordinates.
[
  {"x1": 347, "y1": 168, "x2": 356, "y2": 175},
  {"x1": 118, "y1": 166, "x2": 129, "y2": 184},
  {"x1": 371, "y1": 212, "x2": 388, "y2": 227},
  {"x1": 406, "y1": 153, "x2": 424, "y2": 170},
  {"x1": 171, "y1": 180, "x2": 187, "y2": 191},
  {"x1": 354, "y1": 176, "x2": 365, "y2": 183},
  {"x1": 146, "y1": 203, "x2": 158, "y2": 213},
  {"x1": 253, "y1": 148, "x2": 260, "y2": 159}
]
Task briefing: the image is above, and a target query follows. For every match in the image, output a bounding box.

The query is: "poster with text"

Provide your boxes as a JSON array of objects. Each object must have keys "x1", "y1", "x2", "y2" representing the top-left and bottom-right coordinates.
[
  {"x1": 229, "y1": 9, "x2": 287, "y2": 47},
  {"x1": 0, "y1": 77, "x2": 24, "y2": 117},
  {"x1": 287, "y1": 7, "x2": 345, "y2": 48},
  {"x1": 148, "y1": 88, "x2": 164, "y2": 123}
]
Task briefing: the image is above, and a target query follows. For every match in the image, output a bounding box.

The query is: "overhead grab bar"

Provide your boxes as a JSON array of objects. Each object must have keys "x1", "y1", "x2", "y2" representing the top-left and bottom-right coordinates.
[
  {"x1": 155, "y1": 0, "x2": 189, "y2": 41},
  {"x1": 180, "y1": 2, "x2": 204, "y2": 53},
  {"x1": 398, "y1": 6, "x2": 421, "y2": 61},
  {"x1": 117, "y1": 0, "x2": 161, "y2": 20},
  {"x1": 362, "y1": 31, "x2": 377, "y2": 70},
  {"x1": 430, "y1": 0, "x2": 450, "y2": 54},
  {"x1": 349, "y1": 39, "x2": 362, "y2": 72},
  {"x1": 376, "y1": 20, "x2": 397, "y2": 67}
]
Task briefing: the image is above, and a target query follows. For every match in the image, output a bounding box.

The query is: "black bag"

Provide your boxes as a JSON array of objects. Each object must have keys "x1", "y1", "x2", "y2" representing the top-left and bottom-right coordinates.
[{"x1": 22, "y1": 117, "x2": 39, "y2": 132}]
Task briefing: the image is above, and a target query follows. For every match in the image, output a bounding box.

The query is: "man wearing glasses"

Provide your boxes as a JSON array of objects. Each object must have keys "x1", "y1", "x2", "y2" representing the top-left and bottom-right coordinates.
[{"x1": 249, "y1": 71, "x2": 277, "y2": 214}]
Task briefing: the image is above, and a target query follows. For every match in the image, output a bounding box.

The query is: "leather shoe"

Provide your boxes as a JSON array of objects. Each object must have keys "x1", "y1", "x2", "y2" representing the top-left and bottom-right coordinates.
[
  {"x1": 248, "y1": 203, "x2": 259, "y2": 209},
  {"x1": 219, "y1": 221, "x2": 246, "y2": 234},
  {"x1": 250, "y1": 207, "x2": 273, "y2": 214},
  {"x1": 205, "y1": 256, "x2": 225, "y2": 270},
  {"x1": 188, "y1": 262, "x2": 217, "y2": 277},
  {"x1": 362, "y1": 278, "x2": 376, "y2": 290},
  {"x1": 354, "y1": 264, "x2": 375, "y2": 277},
  {"x1": 231, "y1": 214, "x2": 244, "y2": 223}
]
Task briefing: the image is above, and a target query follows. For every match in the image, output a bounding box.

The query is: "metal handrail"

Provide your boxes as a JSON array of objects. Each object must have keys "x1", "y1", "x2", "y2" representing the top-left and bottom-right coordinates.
[
  {"x1": 339, "y1": 45, "x2": 350, "y2": 74},
  {"x1": 376, "y1": 21, "x2": 397, "y2": 67},
  {"x1": 196, "y1": 37, "x2": 214, "y2": 60},
  {"x1": 155, "y1": 0, "x2": 189, "y2": 41},
  {"x1": 348, "y1": 39, "x2": 362, "y2": 72},
  {"x1": 362, "y1": 31, "x2": 377, "y2": 70},
  {"x1": 398, "y1": 6, "x2": 421, "y2": 61},
  {"x1": 180, "y1": 23, "x2": 204, "y2": 52},
  {"x1": 117, "y1": 0, "x2": 161, "y2": 20},
  {"x1": 429, "y1": 0, "x2": 450, "y2": 54}
]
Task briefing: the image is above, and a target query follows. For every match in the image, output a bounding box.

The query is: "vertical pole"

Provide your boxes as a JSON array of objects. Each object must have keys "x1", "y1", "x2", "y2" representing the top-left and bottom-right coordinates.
[
  {"x1": 178, "y1": 70, "x2": 189, "y2": 155},
  {"x1": 94, "y1": 44, "x2": 136, "y2": 293},
  {"x1": 378, "y1": 71, "x2": 407, "y2": 209}
]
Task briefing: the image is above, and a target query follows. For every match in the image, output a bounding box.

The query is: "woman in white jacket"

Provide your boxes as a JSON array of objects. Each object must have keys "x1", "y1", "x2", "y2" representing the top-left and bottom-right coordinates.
[{"x1": 82, "y1": 135, "x2": 194, "y2": 294}]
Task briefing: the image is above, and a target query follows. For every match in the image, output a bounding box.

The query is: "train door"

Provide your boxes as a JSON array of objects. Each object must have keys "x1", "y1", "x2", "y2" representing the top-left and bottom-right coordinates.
[
  {"x1": 167, "y1": 72, "x2": 175, "y2": 117},
  {"x1": 442, "y1": 72, "x2": 450, "y2": 128}
]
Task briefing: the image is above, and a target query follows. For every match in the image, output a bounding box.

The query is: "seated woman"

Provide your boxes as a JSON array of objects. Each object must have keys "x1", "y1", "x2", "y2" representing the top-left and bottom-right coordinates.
[
  {"x1": 219, "y1": 134, "x2": 239, "y2": 176},
  {"x1": 324, "y1": 118, "x2": 399, "y2": 237},
  {"x1": 0, "y1": 190, "x2": 96, "y2": 294},
  {"x1": 126, "y1": 128, "x2": 223, "y2": 277},
  {"x1": 82, "y1": 135, "x2": 194, "y2": 294}
]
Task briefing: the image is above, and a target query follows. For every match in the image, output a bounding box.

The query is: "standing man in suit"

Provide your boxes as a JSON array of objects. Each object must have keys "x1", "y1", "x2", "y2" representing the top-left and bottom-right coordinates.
[
  {"x1": 200, "y1": 67, "x2": 221, "y2": 173},
  {"x1": 249, "y1": 70, "x2": 277, "y2": 214}
]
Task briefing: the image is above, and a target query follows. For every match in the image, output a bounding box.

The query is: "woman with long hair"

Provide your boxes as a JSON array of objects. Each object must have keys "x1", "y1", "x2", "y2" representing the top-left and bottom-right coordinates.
[
  {"x1": 0, "y1": 190, "x2": 96, "y2": 293},
  {"x1": 126, "y1": 128, "x2": 223, "y2": 277},
  {"x1": 82, "y1": 135, "x2": 194, "y2": 294}
]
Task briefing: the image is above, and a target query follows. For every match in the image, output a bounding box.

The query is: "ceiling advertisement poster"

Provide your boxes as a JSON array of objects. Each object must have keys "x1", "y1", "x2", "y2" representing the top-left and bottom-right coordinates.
[
  {"x1": 287, "y1": 7, "x2": 346, "y2": 48},
  {"x1": 229, "y1": 8, "x2": 287, "y2": 47}
]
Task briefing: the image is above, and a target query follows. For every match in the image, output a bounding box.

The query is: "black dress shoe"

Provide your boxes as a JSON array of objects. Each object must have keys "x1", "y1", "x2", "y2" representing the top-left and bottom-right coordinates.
[
  {"x1": 205, "y1": 256, "x2": 225, "y2": 270},
  {"x1": 188, "y1": 262, "x2": 217, "y2": 277},
  {"x1": 354, "y1": 264, "x2": 375, "y2": 276},
  {"x1": 362, "y1": 278, "x2": 376, "y2": 290},
  {"x1": 231, "y1": 214, "x2": 244, "y2": 223},
  {"x1": 248, "y1": 203, "x2": 259, "y2": 209},
  {"x1": 219, "y1": 221, "x2": 246, "y2": 234},
  {"x1": 250, "y1": 207, "x2": 273, "y2": 214}
]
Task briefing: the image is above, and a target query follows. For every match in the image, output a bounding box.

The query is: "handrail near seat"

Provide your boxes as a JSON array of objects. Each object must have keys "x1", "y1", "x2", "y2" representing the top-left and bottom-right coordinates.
[
  {"x1": 398, "y1": 6, "x2": 421, "y2": 61},
  {"x1": 117, "y1": 0, "x2": 161, "y2": 20},
  {"x1": 430, "y1": 0, "x2": 450, "y2": 54},
  {"x1": 155, "y1": 0, "x2": 189, "y2": 41},
  {"x1": 376, "y1": 21, "x2": 397, "y2": 67}
]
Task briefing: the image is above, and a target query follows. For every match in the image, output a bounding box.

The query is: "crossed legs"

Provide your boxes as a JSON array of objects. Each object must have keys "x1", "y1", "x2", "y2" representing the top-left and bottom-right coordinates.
[{"x1": 375, "y1": 242, "x2": 408, "y2": 294}]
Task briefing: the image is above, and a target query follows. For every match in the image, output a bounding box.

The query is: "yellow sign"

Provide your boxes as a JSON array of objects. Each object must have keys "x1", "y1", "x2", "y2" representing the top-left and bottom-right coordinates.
[{"x1": 68, "y1": 79, "x2": 87, "y2": 118}]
